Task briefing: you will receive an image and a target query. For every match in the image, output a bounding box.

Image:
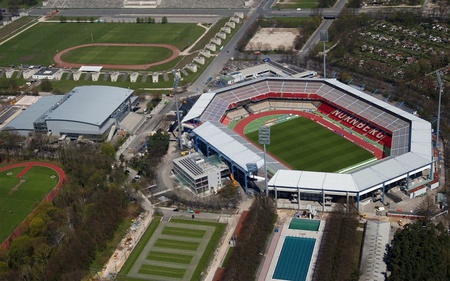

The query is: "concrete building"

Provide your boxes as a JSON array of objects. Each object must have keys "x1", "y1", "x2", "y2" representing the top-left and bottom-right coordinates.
[
  {"x1": 173, "y1": 152, "x2": 229, "y2": 194},
  {"x1": 3, "y1": 85, "x2": 134, "y2": 141}
]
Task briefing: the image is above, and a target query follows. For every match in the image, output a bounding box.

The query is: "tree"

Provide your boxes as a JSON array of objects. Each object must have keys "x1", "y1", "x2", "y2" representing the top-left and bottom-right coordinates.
[
  {"x1": 40, "y1": 79, "x2": 53, "y2": 92},
  {"x1": 161, "y1": 16, "x2": 168, "y2": 24},
  {"x1": 29, "y1": 217, "x2": 47, "y2": 237},
  {"x1": 7, "y1": 235, "x2": 33, "y2": 269}
]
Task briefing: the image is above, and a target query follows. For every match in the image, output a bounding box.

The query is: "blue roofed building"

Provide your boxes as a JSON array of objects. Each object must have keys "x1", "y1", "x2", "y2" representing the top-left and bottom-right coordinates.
[{"x1": 2, "y1": 86, "x2": 134, "y2": 141}]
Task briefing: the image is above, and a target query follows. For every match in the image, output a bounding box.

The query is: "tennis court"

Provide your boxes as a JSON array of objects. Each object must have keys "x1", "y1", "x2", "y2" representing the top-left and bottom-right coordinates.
[
  {"x1": 273, "y1": 236, "x2": 316, "y2": 281},
  {"x1": 289, "y1": 218, "x2": 320, "y2": 231}
]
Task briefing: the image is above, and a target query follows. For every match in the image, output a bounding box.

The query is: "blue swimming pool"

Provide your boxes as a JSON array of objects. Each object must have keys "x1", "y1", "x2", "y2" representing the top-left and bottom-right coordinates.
[
  {"x1": 272, "y1": 236, "x2": 316, "y2": 281},
  {"x1": 289, "y1": 218, "x2": 320, "y2": 231}
]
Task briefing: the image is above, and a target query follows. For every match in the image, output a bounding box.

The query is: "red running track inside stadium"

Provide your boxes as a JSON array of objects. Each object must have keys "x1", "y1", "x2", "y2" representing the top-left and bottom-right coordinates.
[{"x1": 233, "y1": 110, "x2": 383, "y2": 160}]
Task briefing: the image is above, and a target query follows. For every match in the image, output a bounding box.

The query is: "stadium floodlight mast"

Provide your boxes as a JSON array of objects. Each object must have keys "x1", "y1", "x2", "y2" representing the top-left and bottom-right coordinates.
[
  {"x1": 436, "y1": 70, "x2": 443, "y2": 150},
  {"x1": 258, "y1": 126, "x2": 270, "y2": 197},
  {"x1": 320, "y1": 30, "x2": 328, "y2": 79},
  {"x1": 173, "y1": 71, "x2": 182, "y2": 150}
]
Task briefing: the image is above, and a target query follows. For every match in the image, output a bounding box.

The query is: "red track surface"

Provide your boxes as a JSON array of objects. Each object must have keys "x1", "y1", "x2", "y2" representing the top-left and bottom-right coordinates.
[
  {"x1": 0, "y1": 162, "x2": 66, "y2": 249},
  {"x1": 233, "y1": 110, "x2": 383, "y2": 160},
  {"x1": 54, "y1": 43, "x2": 180, "y2": 70}
]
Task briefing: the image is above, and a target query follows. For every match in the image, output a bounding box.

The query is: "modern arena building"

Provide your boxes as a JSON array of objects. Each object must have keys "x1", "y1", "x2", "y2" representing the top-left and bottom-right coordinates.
[
  {"x1": 182, "y1": 77, "x2": 436, "y2": 209},
  {"x1": 2, "y1": 85, "x2": 134, "y2": 141}
]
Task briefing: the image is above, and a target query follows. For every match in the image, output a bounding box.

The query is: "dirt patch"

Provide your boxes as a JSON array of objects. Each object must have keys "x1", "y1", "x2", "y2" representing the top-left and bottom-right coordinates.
[
  {"x1": 245, "y1": 28, "x2": 299, "y2": 51},
  {"x1": 8, "y1": 179, "x2": 26, "y2": 195}
]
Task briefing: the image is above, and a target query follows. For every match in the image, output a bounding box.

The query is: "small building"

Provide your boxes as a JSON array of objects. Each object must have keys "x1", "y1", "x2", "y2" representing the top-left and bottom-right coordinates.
[
  {"x1": 173, "y1": 152, "x2": 229, "y2": 194},
  {"x1": 31, "y1": 68, "x2": 61, "y2": 80}
]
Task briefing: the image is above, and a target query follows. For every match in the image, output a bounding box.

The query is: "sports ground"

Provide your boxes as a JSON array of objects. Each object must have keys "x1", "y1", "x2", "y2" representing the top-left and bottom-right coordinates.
[
  {"x1": 0, "y1": 22, "x2": 204, "y2": 68},
  {"x1": 0, "y1": 162, "x2": 66, "y2": 247},
  {"x1": 233, "y1": 111, "x2": 376, "y2": 172},
  {"x1": 120, "y1": 217, "x2": 225, "y2": 281}
]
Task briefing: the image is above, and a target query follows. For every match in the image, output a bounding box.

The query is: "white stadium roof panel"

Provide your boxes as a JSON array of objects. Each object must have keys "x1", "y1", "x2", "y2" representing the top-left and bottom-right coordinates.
[
  {"x1": 79, "y1": 66, "x2": 103, "y2": 72},
  {"x1": 182, "y1": 92, "x2": 216, "y2": 123}
]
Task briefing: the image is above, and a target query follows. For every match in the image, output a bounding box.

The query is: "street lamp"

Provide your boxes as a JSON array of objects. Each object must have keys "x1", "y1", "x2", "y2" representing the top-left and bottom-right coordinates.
[
  {"x1": 258, "y1": 126, "x2": 270, "y2": 197},
  {"x1": 436, "y1": 70, "x2": 443, "y2": 149},
  {"x1": 320, "y1": 30, "x2": 328, "y2": 79}
]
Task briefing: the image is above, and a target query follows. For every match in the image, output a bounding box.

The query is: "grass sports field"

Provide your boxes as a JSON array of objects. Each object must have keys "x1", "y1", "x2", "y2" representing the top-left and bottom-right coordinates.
[
  {"x1": 0, "y1": 166, "x2": 59, "y2": 243},
  {"x1": 245, "y1": 116, "x2": 375, "y2": 172},
  {"x1": 0, "y1": 22, "x2": 204, "y2": 66},
  {"x1": 60, "y1": 45, "x2": 173, "y2": 65},
  {"x1": 119, "y1": 218, "x2": 225, "y2": 281}
]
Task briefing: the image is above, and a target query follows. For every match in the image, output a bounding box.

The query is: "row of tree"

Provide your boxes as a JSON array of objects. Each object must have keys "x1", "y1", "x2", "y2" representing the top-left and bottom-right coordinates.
[
  {"x1": 313, "y1": 204, "x2": 360, "y2": 281},
  {"x1": 221, "y1": 196, "x2": 277, "y2": 280}
]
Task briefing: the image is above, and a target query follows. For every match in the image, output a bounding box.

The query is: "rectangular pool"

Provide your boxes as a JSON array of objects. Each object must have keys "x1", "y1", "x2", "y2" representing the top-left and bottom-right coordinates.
[{"x1": 289, "y1": 218, "x2": 320, "y2": 231}]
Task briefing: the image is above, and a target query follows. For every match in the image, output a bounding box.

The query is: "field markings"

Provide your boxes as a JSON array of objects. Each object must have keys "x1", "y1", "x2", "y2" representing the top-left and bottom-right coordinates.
[{"x1": 127, "y1": 221, "x2": 215, "y2": 281}]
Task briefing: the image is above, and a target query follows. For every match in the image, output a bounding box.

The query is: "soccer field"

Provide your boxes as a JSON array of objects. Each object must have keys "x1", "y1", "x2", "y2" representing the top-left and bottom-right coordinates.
[
  {"x1": 0, "y1": 166, "x2": 59, "y2": 243},
  {"x1": 245, "y1": 117, "x2": 375, "y2": 172},
  {"x1": 0, "y1": 22, "x2": 204, "y2": 66}
]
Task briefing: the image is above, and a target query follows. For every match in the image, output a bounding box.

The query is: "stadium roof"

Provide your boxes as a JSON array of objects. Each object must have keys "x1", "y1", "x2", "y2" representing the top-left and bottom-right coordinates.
[
  {"x1": 188, "y1": 77, "x2": 433, "y2": 196},
  {"x1": 46, "y1": 86, "x2": 133, "y2": 126},
  {"x1": 360, "y1": 221, "x2": 390, "y2": 281},
  {"x1": 4, "y1": 95, "x2": 63, "y2": 132}
]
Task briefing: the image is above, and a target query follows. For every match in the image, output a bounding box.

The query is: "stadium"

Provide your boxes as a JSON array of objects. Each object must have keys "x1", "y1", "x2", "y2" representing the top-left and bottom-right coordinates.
[{"x1": 182, "y1": 77, "x2": 435, "y2": 209}]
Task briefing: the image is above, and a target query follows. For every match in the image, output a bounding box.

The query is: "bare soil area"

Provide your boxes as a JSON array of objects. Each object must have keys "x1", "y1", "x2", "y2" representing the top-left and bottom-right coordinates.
[{"x1": 245, "y1": 28, "x2": 299, "y2": 51}]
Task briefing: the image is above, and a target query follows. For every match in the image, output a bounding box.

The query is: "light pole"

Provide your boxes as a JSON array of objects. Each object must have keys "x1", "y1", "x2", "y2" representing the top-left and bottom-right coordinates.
[
  {"x1": 258, "y1": 126, "x2": 270, "y2": 197},
  {"x1": 436, "y1": 70, "x2": 443, "y2": 149},
  {"x1": 320, "y1": 30, "x2": 328, "y2": 79},
  {"x1": 173, "y1": 72, "x2": 182, "y2": 150}
]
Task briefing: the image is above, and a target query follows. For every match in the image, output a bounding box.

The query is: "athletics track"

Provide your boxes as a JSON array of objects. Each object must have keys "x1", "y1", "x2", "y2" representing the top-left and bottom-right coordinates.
[
  {"x1": 233, "y1": 110, "x2": 383, "y2": 160},
  {"x1": 54, "y1": 43, "x2": 180, "y2": 70},
  {"x1": 0, "y1": 162, "x2": 66, "y2": 249}
]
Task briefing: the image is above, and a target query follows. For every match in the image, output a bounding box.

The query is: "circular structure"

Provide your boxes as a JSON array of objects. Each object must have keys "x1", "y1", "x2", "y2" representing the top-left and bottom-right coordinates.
[{"x1": 54, "y1": 43, "x2": 180, "y2": 70}]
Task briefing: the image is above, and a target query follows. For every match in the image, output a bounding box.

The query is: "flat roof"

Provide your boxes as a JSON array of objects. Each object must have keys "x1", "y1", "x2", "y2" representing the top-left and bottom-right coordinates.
[
  {"x1": 3, "y1": 95, "x2": 63, "y2": 131},
  {"x1": 79, "y1": 66, "x2": 103, "y2": 72},
  {"x1": 46, "y1": 86, "x2": 133, "y2": 126}
]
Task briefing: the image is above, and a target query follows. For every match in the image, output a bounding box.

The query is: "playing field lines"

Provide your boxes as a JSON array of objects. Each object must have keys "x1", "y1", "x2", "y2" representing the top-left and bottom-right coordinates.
[{"x1": 127, "y1": 220, "x2": 215, "y2": 281}]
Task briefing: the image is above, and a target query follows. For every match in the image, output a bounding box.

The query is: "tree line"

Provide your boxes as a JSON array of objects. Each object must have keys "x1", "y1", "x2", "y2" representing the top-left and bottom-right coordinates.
[
  {"x1": 313, "y1": 204, "x2": 361, "y2": 281},
  {"x1": 221, "y1": 196, "x2": 277, "y2": 281}
]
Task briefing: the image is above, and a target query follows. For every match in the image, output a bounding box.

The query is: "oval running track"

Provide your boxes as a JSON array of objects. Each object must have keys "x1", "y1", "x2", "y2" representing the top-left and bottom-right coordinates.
[{"x1": 54, "y1": 43, "x2": 180, "y2": 70}]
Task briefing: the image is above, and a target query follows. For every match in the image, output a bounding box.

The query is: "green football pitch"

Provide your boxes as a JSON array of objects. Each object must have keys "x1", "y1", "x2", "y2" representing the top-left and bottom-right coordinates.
[
  {"x1": 0, "y1": 22, "x2": 204, "y2": 66},
  {"x1": 0, "y1": 166, "x2": 59, "y2": 243},
  {"x1": 60, "y1": 45, "x2": 173, "y2": 65},
  {"x1": 245, "y1": 117, "x2": 375, "y2": 172}
]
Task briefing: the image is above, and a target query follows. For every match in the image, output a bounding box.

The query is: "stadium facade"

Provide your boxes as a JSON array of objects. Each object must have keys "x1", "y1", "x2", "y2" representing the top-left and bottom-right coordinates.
[
  {"x1": 182, "y1": 77, "x2": 435, "y2": 209},
  {"x1": 3, "y1": 85, "x2": 134, "y2": 141}
]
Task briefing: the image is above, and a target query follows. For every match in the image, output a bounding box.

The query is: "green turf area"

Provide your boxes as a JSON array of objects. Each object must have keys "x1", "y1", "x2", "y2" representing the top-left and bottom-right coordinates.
[
  {"x1": 162, "y1": 226, "x2": 206, "y2": 238},
  {"x1": 245, "y1": 117, "x2": 375, "y2": 172},
  {"x1": 0, "y1": 22, "x2": 204, "y2": 66},
  {"x1": 138, "y1": 264, "x2": 186, "y2": 278},
  {"x1": 154, "y1": 238, "x2": 200, "y2": 251},
  {"x1": 274, "y1": 0, "x2": 319, "y2": 9},
  {"x1": 242, "y1": 114, "x2": 287, "y2": 134},
  {"x1": 60, "y1": 45, "x2": 173, "y2": 65},
  {"x1": 0, "y1": 165, "x2": 59, "y2": 243},
  {"x1": 146, "y1": 251, "x2": 193, "y2": 264}
]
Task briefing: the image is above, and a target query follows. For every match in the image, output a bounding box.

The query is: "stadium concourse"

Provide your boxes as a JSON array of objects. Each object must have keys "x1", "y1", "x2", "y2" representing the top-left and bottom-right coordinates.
[{"x1": 182, "y1": 77, "x2": 435, "y2": 209}]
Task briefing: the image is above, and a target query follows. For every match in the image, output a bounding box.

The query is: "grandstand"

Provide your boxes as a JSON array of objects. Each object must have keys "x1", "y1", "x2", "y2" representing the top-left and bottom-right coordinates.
[
  {"x1": 44, "y1": 0, "x2": 123, "y2": 8},
  {"x1": 43, "y1": 0, "x2": 244, "y2": 8},
  {"x1": 183, "y1": 77, "x2": 434, "y2": 209}
]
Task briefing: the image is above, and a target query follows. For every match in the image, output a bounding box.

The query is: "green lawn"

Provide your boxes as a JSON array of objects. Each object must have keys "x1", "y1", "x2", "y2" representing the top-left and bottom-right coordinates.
[
  {"x1": 245, "y1": 117, "x2": 375, "y2": 172},
  {"x1": 162, "y1": 226, "x2": 206, "y2": 238},
  {"x1": 154, "y1": 238, "x2": 200, "y2": 251},
  {"x1": 0, "y1": 22, "x2": 204, "y2": 66},
  {"x1": 138, "y1": 264, "x2": 186, "y2": 278},
  {"x1": 146, "y1": 251, "x2": 193, "y2": 264},
  {"x1": 60, "y1": 45, "x2": 173, "y2": 65},
  {"x1": 0, "y1": 165, "x2": 59, "y2": 243}
]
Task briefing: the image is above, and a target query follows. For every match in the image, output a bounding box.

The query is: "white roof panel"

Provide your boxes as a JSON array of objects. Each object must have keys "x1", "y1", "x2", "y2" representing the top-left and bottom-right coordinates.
[
  {"x1": 79, "y1": 66, "x2": 103, "y2": 72},
  {"x1": 182, "y1": 92, "x2": 216, "y2": 123}
]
